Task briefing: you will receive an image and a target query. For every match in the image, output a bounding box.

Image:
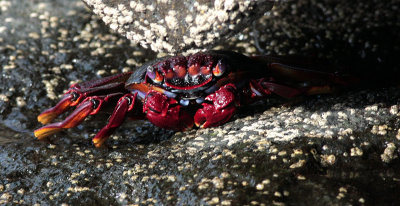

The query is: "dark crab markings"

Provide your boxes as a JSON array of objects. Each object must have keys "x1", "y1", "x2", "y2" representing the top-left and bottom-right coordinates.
[
  {"x1": 126, "y1": 51, "x2": 263, "y2": 107},
  {"x1": 148, "y1": 53, "x2": 216, "y2": 90},
  {"x1": 127, "y1": 52, "x2": 233, "y2": 106}
]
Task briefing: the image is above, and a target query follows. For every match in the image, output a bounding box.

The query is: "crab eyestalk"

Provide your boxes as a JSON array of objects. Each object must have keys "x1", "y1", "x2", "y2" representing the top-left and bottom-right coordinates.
[
  {"x1": 212, "y1": 60, "x2": 226, "y2": 77},
  {"x1": 146, "y1": 66, "x2": 163, "y2": 83}
]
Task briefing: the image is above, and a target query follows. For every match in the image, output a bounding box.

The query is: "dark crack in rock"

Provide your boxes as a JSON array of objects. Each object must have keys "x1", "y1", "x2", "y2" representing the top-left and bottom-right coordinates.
[
  {"x1": 1, "y1": 0, "x2": 400, "y2": 205},
  {"x1": 81, "y1": 0, "x2": 274, "y2": 53}
]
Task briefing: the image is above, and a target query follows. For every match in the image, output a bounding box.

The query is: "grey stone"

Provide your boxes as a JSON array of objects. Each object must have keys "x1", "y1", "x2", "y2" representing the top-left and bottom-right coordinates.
[{"x1": 81, "y1": 0, "x2": 273, "y2": 53}]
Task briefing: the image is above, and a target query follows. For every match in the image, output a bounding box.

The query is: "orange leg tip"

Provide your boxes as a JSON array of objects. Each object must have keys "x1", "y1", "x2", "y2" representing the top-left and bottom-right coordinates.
[
  {"x1": 37, "y1": 112, "x2": 58, "y2": 125},
  {"x1": 92, "y1": 137, "x2": 107, "y2": 148},
  {"x1": 37, "y1": 94, "x2": 75, "y2": 124},
  {"x1": 194, "y1": 121, "x2": 206, "y2": 129},
  {"x1": 34, "y1": 127, "x2": 63, "y2": 140}
]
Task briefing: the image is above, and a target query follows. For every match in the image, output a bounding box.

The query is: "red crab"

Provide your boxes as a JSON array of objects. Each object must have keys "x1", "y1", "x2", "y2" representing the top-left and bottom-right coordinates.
[{"x1": 34, "y1": 51, "x2": 350, "y2": 147}]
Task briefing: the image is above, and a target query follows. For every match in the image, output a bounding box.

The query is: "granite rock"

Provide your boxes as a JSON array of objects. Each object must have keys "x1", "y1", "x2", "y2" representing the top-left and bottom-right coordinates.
[{"x1": 81, "y1": 0, "x2": 274, "y2": 53}]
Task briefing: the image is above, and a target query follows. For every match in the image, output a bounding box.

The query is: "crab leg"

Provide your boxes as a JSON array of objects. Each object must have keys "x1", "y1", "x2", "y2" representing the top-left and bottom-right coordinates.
[
  {"x1": 34, "y1": 93, "x2": 123, "y2": 140},
  {"x1": 242, "y1": 55, "x2": 361, "y2": 100},
  {"x1": 248, "y1": 78, "x2": 340, "y2": 101},
  {"x1": 250, "y1": 78, "x2": 303, "y2": 99},
  {"x1": 34, "y1": 100, "x2": 96, "y2": 139},
  {"x1": 265, "y1": 63, "x2": 356, "y2": 96},
  {"x1": 92, "y1": 93, "x2": 137, "y2": 147},
  {"x1": 268, "y1": 63, "x2": 356, "y2": 86},
  {"x1": 37, "y1": 93, "x2": 76, "y2": 125},
  {"x1": 37, "y1": 72, "x2": 132, "y2": 124},
  {"x1": 251, "y1": 55, "x2": 358, "y2": 86}
]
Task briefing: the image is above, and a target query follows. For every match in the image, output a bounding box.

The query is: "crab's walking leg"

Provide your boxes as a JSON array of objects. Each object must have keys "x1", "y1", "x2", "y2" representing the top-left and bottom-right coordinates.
[
  {"x1": 268, "y1": 63, "x2": 358, "y2": 87},
  {"x1": 92, "y1": 93, "x2": 137, "y2": 147},
  {"x1": 248, "y1": 76, "x2": 343, "y2": 103},
  {"x1": 34, "y1": 93, "x2": 123, "y2": 140},
  {"x1": 35, "y1": 99, "x2": 96, "y2": 138},
  {"x1": 252, "y1": 55, "x2": 359, "y2": 85},
  {"x1": 37, "y1": 93, "x2": 77, "y2": 125},
  {"x1": 249, "y1": 78, "x2": 303, "y2": 99},
  {"x1": 265, "y1": 63, "x2": 356, "y2": 97},
  {"x1": 37, "y1": 72, "x2": 132, "y2": 124},
  {"x1": 246, "y1": 56, "x2": 360, "y2": 100}
]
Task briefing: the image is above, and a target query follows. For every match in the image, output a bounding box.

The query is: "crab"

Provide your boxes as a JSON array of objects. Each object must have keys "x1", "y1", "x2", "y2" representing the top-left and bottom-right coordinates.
[{"x1": 34, "y1": 50, "x2": 350, "y2": 147}]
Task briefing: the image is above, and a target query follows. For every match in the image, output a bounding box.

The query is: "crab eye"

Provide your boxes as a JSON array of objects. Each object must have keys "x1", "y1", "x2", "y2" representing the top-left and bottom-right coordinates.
[
  {"x1": 146, "y1": 66, "x2": 163, "y2": 83},
  {"x1": 212, "y1": 60, "x2": 226, "y2": 77}
]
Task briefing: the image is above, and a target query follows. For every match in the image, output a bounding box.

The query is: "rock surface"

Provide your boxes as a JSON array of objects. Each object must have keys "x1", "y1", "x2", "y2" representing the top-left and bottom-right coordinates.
[
  {"x1": 0, "y1": 0, "x2": 400, "y2": 205},
  {"x1": 81, "y1": 0, "x2": 273, "y2": 53}
]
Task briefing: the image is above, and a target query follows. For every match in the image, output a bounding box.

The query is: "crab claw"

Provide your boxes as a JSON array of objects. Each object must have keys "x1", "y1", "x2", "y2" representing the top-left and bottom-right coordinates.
[
  {"x1": 37, "y1": 93, "x2": 78, "y2": 124},
  {"x1": 34, "y1": 99, "x2": 97, "y2": 140},
  {"x1": 194, "y1": 84, "x2": 237, "y2": 128},
  {"x1": 144, "y1": 91, "x2": 194, "y2": 131}
]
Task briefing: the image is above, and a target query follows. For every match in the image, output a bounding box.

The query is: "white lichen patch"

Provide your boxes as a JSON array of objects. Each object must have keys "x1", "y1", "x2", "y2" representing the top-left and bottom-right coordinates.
[
  {"x1": 212, "y1": 177, "x2": 224, "y2": 189},
  {"x1": 350, "y1": 147, "x2": 363, "y2": 157},
  {"x1": 381, "y1": 142, "x2": 397, "y2": 163},
  {"x1": 389, "y1": 105, "x2": 398, "y2": 115},
  {"x1": 289, "y1": 159, "x2": 306, "y2": 169},
  {"x1": 82, "y1": 0, "x2": 270, "y2": 52},
  {"x1": 365, "y1": 105, "x2": 378, "y2": 112},
  {"x1": 166, "y1": 175, "x2": 176, "y2": 182},
  {"x1": 371, "y1": 125, "x2": 388, "y2": 135},
  {"x1": 320, "y1": 154, "x2": 336, "y2": 166},
  {"x1": 15, "y1": 96, "x2": 26, "y2": 107},
  {"x1": 165, "y1": 10, "x2": 178, "y2": 30},
  {"x1": 396, "y1": 129, "x2": 400, "y2": 140},
  {"x1": 0, "y1": 94, "x2": 9, "y2": 102},
  {"x1": 208, "y1": 197, "x2": 220, "y2": 205},
  {"x1": 0, "y1": 1, "x2": 11, "y2": 12},
  {"x1": 0, "y1": 193, "x2": 13, "y2": 204},
  {"x1": 67, "y1": 186, "x2": 90, "y2": 192}
]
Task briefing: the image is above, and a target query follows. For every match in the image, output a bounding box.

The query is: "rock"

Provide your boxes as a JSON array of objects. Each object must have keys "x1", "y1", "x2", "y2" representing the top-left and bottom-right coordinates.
[
  {"x1": 0, "y1": 0, "x2": 400, "y2": 205},
  {"x1": 81, "y1": 0, "x2": 274, "y2": 53}
]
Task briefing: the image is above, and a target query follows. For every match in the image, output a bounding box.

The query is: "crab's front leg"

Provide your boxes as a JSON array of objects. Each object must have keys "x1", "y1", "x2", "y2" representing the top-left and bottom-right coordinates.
[
  {"x1": 35, "y1": 93, "x2": 138, "y2": 147},
  {"x1": 194, "y1": 83, "x2": 238, "y2": 128},
  {"x1": 91, "y1": 93, "x2": 138, "y2": 147},
  {"x1": 37, "y1": 72, "x2": 133, "y2": 124},
  {"x1": 34, "y1": 72, "x2": 139, "y2": 147}
]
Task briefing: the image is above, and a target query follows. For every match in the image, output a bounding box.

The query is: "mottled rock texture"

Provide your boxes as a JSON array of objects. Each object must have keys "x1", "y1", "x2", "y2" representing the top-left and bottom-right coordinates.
[
  {"x1": 0, "y1": 0, "x2": 399, "y2": 205},
  {"x1": 81, "y1": 0, "x2": 273, "y2": 53}
]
